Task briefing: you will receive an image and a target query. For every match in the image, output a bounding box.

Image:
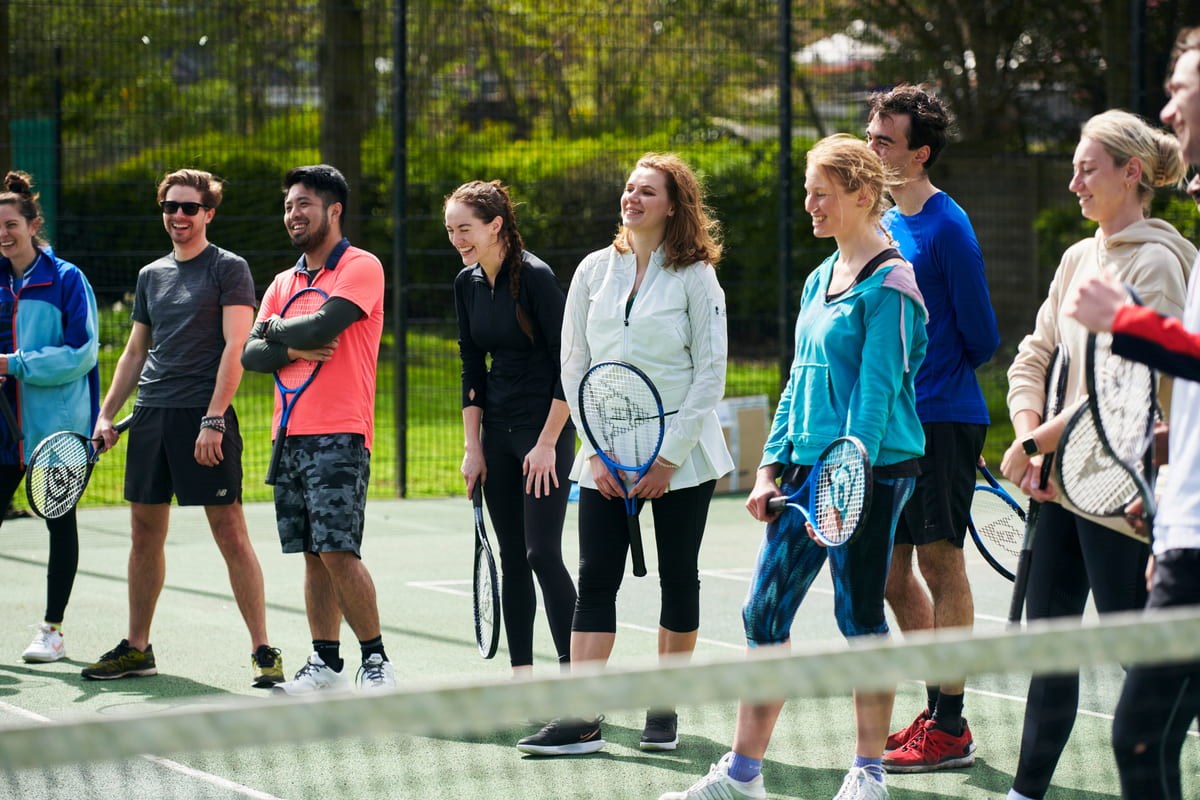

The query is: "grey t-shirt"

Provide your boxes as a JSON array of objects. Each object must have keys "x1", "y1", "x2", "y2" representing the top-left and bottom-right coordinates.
[{"x1": 132, "y1": 243, "x2": 256, "y2": 407}]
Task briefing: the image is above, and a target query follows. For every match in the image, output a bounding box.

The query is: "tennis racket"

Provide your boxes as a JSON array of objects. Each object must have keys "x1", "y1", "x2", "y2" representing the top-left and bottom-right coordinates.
[
  {"x1": 471, "y1": 489, "x2": 501, "y2": 659},
  {"x1": 1008, "y1": 343, "x2": 1069, "y2": 625},
  {"x1": 968, "y1": 464, "x2": 1025, "y2": 581},
  {"x1": 577, "y1": 360, "x2": 666, "y2": 578},
  {"x1": 264, "y1": 286, "x2": 330, "y2": 486},
  {"x1": 765, "y1": 436, "x2": 872, "y2": 547},
  {"x1": 0, "y1": 390, "x2": 22, "y2": 443},
  {"x1": 1057, "y1": 402, "x2": 1144, "y2": 523},
  {"x1": 1083, "y1": 287, "x2": 1157, "y2": 525},
  {"x1": 25, "y1": 415, "x2": 133, "y2": 520}
]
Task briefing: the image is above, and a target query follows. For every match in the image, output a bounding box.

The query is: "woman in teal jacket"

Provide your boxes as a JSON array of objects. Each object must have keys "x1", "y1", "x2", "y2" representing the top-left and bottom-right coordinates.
[
  {"x1": 0, "y1": 171, "x2": 100, "y2": 664},
  {"x1": 663, "y1": 135, "x2": 927, "y2": 800}
]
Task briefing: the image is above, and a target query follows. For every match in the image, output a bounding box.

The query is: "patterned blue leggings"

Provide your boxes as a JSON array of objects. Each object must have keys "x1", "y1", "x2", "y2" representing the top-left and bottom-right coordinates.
[{"x1": 742, "y1": 475, "x2": 915, "y2": 644}]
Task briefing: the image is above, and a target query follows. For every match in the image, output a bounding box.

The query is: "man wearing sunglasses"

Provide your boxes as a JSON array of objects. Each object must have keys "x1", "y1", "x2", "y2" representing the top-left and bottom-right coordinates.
[{"x1": 82, "y1": 168, "x2": 285, "y2": 689}]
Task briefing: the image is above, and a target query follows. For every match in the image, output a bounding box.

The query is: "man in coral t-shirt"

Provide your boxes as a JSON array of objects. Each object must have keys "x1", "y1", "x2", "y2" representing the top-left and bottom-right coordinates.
[{"x1": 242, "y1": 164, "x2": 393, "y2": 695}]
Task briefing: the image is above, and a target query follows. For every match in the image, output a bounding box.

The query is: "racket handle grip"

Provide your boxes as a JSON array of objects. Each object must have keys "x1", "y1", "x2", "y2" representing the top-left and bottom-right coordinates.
[
  {"x1": 627, "y1": 515, "x2": 647, "y2": 577},
  {"x1": 1008, "y1": 550, "x2": 1033, "y2": 625},
  {"x1": 766, "y1": 496, "x2": 786, "y2": 513},
  {"x1": 265, "y1": 427, "x2": 287, "y2": 486}
]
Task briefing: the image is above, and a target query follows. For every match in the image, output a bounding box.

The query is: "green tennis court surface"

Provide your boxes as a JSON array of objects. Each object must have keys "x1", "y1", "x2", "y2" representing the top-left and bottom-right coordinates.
[{"x1": 0, "y1": 492, "x2": 1194, "y2": 799}]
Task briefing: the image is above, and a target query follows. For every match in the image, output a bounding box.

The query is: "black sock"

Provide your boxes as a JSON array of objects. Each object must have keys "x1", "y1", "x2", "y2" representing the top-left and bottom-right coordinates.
[
  {"x1": 933, "y1": 692, "x2": 963, "y2": 735},
  {"x1": 926, "y1": 685, "x2": 940, "y2": 716},
  {"x1": 359, "y1": 635, "x2": 387, "y2": 663},
  {"x1": 313, "y1": 640, "x2": 343, "y2": 673}
]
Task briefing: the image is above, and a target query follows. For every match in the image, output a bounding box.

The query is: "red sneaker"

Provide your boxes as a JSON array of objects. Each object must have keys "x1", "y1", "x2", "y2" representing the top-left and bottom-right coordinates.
[
  {"x1": 883, "y1": 718, "x2": 976, "y2": 773},
  {"x1": 884, "y1": 708, "x2": 930, "y2": 753}
]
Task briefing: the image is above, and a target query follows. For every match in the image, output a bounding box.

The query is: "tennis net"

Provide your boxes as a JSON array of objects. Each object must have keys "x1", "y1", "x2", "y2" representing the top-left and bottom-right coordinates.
[{"x1": 1, "y1": 607, "x2": 1198, "y2": 799}]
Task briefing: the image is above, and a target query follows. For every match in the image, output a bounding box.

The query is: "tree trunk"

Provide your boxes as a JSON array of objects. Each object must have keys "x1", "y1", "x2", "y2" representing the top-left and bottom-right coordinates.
[{"x1": 320, "y1": 0, "x2": 367, "y2": 242}]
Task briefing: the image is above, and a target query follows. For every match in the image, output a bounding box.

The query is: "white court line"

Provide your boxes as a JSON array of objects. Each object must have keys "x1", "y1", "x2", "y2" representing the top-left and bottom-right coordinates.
[{"x1": 0, "y1": 700, "x2": 288, "y2": 799}]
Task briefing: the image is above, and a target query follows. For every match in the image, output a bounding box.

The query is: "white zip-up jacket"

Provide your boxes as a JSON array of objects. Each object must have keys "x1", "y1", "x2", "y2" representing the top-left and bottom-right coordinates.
[{"x1": 562, "y1": 244, "x2": 734, "y2": 489}]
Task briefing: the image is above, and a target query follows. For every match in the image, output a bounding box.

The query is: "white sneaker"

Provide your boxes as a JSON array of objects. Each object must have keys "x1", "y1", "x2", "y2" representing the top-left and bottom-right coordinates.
[
  {"x1": 272, "y1": 652, "x2": 348, "y2": 696},
  {"x1": 832, "y1": 767, "x2": 888, "y2": 800},
  {"x1": 659, "y1": 752, "x2": 766, "y2": 800},
  {"x1": 22, "y1": 624, "x2": 66, "y2": 663},
  {"x1": 356, "y1": 653, "x2": 396, "y2": 692}
]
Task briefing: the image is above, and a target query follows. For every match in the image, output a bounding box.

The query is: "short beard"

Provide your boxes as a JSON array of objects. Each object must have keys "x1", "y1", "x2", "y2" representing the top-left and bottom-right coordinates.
[{"x1": 290, "y1": 210, "x2": 330, "y2": 253}]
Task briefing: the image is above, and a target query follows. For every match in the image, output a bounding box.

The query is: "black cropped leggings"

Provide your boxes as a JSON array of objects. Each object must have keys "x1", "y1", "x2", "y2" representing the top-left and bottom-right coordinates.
[
  {"x1": 0, "y1": 464, "x2": 79, "y2": 623},
  {"x1": 481, "y1": 425, "x2": 577, "y2": 668},
  {"x1": 573, "y1": 480, "x2": 717, "y2": 634}
]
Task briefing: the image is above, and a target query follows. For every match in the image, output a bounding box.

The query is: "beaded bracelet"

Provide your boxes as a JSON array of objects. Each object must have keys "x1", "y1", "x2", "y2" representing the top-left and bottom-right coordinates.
[
  {"x1": 655, "y1": 455, "x2": 676, "y2": 469},
  {"x1": 200, "y1": 415, "x2": 227, "y2": 434}
]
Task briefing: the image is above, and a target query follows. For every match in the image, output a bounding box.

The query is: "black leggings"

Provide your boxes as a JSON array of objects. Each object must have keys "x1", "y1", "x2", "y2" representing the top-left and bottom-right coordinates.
[
  {"x1": 573, "y1": 480, "x2": 717, "y2": 634},
  {"x1": 1012, "y1": 501, "x2": 1150, "y2": 799},
  {"x1": 0, "y1": 464, "x2": 79, "y2": 623},
  {"x1": 1112, "y1": 549, "x2": 1200, "y2": 800},
  {"x1": 481, "y1": 425, "x2": 577, "y2": 668}
]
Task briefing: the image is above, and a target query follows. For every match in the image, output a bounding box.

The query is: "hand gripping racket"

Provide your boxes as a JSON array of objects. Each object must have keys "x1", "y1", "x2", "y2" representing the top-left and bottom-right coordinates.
[
  {"x1": 25, "y1": 415, "x2": 133, "y2": 520},
  {"x1": 578, "y1": 360, "x2": 666, "y2": 578},
  {"x1": 968, "y1": 464, "x2": 1025, "y2": 581},
  {"x1": 1009, "y1": 343, "x2": 1069, "y2": 625},
  {"x1": 471, "y1": 490, "x2": 501, "y2": 659},
  {"x1": 265, "y1": 287, "x2": 330, "y2": 486},
  {"x1": 1083, "y1": 287, "x2": 1158, "y2": 526},
  {"x1": 765, "y1": 436, "x2": 872, "y2": 547}
]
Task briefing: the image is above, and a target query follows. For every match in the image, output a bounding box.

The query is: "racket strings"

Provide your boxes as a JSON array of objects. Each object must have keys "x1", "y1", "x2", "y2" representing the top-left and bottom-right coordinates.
[
  {"x1": 581, "y1": 373, "x2": 662, "y2": 469},
  {"x1": 276, "y1": 290, "x2": 328, "y2": 389},
  {"x1": 1059, "y1": 410, "x2": 1139, "y2": 517},
  {"x1": 27, "y1": 434, "x2": 92, "y2": 518},
  {"x1": 1092, "y1": 334, "x2": 1155, "y2": 463},
  {"x1": 971, "y1": 492, "x2": 1024, "y2": 559},
  {"x1": 814, "y1": 442, "x2": 867, "y2": 545}
]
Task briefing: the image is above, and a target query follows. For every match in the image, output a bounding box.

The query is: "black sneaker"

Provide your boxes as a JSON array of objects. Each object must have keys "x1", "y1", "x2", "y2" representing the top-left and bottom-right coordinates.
[
  {"x1": 251, "y1": 645, "x2": 285, "y2": 688},
  {"x1": 81, "y1": 639, "x2": 157, "y2": 680},
  {"x1": 640, "y1": 710, "x2": 679, "y2": 751},
  {"x1": 516, "y1": 716, "x2": 606, "y2": 756}
]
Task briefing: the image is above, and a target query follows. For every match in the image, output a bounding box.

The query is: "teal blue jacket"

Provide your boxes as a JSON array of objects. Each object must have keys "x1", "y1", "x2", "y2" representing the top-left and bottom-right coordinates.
[{"x1": 761, "y1": 251, "x2": 928, "y2": 469}]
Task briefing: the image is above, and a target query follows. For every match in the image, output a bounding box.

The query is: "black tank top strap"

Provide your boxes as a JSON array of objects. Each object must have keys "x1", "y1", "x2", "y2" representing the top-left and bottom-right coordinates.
[{"x1": 854, "y1": 247, "x2": 903, "y2": 286}]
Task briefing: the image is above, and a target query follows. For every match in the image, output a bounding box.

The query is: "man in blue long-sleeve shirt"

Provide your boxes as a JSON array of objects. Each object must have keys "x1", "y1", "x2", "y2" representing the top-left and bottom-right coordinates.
[{"x1": 866, "y1": 84, "x2": 1001, "y2": 773}]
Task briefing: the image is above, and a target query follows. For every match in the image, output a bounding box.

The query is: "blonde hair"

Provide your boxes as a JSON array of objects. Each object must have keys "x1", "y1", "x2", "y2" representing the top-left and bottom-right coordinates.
[
  {"x1": 1081, "y1": 110, "x2": 1186, "y2": 209},
  {"x1": 613, "y1": 153, "x2": 722, "y2": 268},
  {"x1": 805, "y1": 134, "x2": 901, "y2": 222}
]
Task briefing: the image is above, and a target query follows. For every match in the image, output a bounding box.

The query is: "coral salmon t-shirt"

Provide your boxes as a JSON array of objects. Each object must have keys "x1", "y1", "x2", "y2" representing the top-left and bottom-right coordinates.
[{"x1": 255, "y1": 239, "x2": 384, "y2": 450}]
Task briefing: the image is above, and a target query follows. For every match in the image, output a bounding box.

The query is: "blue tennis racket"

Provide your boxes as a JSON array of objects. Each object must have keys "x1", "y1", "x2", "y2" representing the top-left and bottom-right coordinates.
[
  {"x1": 765, "y1": 436, "x2": 872, "y2": 546},
  {"x1": 265, "y1": 286, "x2": 330, "y2": 485},
  {"x1": 969, "y1": 465, "x2": 1025, "y2": 581},
  {"x1": 578, "y1": 360, "x2": 666, "y2": 578}
]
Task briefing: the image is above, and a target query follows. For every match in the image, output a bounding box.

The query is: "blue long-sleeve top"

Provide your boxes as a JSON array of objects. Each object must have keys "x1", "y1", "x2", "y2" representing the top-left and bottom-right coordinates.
[
  {"x1": 0, "y1": 246, "x2": 101, "y2": 464},
  {"x1": 883, "y1": 193, "x2": 999, "y2": 424}
]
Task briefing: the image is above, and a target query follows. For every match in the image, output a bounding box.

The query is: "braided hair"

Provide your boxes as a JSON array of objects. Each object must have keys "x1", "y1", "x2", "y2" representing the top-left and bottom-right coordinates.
[{"x1": 445, "y1": 180, "x2": 533, "y2": 342}]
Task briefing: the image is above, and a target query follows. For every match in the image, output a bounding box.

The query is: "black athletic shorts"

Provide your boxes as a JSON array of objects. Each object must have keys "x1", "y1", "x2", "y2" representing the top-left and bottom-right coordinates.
[
  {"x1": 894, "y1": 421, "x2": 986, "y2": 548},
  {"x1": 124, "y1": 405, "x2": 243, "y2": 506}
]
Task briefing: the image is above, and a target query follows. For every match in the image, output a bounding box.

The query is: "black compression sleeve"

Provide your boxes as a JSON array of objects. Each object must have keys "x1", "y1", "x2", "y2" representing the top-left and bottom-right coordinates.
[{"x1": 266, "y1": 296, "x2": 364, "y2": 349}]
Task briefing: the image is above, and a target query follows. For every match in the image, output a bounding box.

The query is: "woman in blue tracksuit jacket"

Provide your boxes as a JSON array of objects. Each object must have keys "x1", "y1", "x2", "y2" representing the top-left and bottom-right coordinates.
[{"x1": 0, "y1": 171, "x2": 100, "y2": 664}]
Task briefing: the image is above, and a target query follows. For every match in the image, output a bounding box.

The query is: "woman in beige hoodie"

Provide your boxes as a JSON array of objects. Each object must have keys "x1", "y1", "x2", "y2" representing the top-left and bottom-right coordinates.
[{"x1": 1000, "y1": 110, "x2": 1196, "y2": 800}]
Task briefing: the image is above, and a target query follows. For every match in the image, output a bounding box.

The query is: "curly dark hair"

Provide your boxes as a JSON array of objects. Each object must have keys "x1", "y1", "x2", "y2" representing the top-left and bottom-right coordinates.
[{"x1": 867, "y1": 84, "x2": 955, "y2": 170}]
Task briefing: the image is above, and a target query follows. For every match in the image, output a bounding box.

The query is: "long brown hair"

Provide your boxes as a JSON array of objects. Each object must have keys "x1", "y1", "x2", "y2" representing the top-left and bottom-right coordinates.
[
  {"x1": 613, "y1": 153, "x2": 722, "y2": 268},
  {"x1": 445, "y1": 180, "x2": 533, "y2": 342}
]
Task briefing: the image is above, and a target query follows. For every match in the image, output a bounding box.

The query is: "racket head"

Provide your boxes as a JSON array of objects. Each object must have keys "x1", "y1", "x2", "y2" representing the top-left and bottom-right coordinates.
[
  {"x1": 809, "y1": 436, "x2": 872, "y2": 547},
  {"x1": 471, "y1": 491, "x2": 500, "y2": 659},
  {"x1": 274, "y1": 287, "x2": 330, "y2": 391},
  {"x1": 25, "y1": 431, "x2": 93, "y2": 520},
  {"x1": 968, "y1": 485, "x2": 1024, "y2": 581},
  {"x1": 1086, "y1": 330, "x2": 1156, "y2": 470},
  {"x1": 577, "y1": 360, "x2": 665, "y2": 473},
  {"x1": 1057, "y1": 402, "x2": 1141, "y2": 518}
]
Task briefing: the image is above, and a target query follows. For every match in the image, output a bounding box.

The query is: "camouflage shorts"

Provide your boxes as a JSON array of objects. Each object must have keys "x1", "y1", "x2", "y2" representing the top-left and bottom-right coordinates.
[{"x1": 274, "y1": 433, "x2": 370, "y2": 556}]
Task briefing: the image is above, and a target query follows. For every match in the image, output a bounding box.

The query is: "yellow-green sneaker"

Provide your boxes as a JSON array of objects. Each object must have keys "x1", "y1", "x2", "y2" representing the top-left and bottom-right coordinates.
[
  {"x1": 81, "y1": 639, "x2": 157, "y2": 680},
  {"x1": 252, "y1": 645, "x2": 285, "y2": 688}
]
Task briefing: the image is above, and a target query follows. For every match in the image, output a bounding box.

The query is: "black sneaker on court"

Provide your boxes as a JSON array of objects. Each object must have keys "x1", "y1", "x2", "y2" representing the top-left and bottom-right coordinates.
[
  {"x1": 640, "y1": 710, "x2": 679, "y2": 751},
  {"x1": 251, "y1": 645, "x2": 285, "y2": 688},
  {"x1": 81, "y1": 639, "x2": 157, "y2": 680},
  {"x1": 516, "y1": 716, "x2": 606, "y2": 756}
]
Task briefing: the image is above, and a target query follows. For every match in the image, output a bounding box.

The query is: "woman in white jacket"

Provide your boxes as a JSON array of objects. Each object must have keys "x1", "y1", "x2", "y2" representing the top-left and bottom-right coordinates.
[
  {"x1": 517, "y1": 153, "x2": 733, "y2": 757},
  {"x1": 1000, "y1": 110, "x2": 1195, "y2": 800}
]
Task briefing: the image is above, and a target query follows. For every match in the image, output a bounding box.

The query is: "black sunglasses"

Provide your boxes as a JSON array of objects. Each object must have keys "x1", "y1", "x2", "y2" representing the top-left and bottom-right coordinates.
[{"x1": 160, "y1": 201, "x2": 208, "y2": 216}]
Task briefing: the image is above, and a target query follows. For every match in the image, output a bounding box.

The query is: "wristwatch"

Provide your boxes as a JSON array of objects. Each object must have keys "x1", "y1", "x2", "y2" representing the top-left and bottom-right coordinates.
[{"x1": 1022, "y1": 436, "x2": 1040, "y2": 457}]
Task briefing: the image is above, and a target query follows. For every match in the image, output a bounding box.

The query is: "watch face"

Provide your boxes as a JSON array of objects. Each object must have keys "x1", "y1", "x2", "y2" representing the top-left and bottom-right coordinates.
[{"x1": 1022, "y1": 437, "x2": 1039, "y2": 456}]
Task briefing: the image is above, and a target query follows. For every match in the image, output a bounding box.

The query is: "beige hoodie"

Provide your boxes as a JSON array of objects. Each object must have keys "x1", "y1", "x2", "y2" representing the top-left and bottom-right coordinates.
[{"x1": 1007, "y1": 217, "x2": 1195, "y2": 535}]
